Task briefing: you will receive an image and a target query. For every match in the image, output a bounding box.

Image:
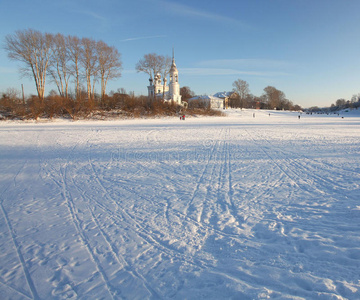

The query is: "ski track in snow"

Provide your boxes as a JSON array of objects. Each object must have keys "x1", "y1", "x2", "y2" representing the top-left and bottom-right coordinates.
[{"x1": 0, "y1": 109, "x2": 360, "y2": 299}]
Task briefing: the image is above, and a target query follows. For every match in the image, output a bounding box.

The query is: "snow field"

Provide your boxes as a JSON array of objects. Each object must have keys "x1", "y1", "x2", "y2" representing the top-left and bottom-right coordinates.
[{"x1": 0, "y1": 109, "x2": 360, "y2": 299}]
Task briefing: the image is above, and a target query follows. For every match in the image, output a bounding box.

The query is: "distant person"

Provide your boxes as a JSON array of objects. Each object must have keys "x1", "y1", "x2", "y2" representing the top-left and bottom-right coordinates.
[
  {"x1": 253, "y1": 113, "x2": 255, "y2": 118},
  {"x1": 298, "y1": 115, "x2": 301, "y2": 119}
]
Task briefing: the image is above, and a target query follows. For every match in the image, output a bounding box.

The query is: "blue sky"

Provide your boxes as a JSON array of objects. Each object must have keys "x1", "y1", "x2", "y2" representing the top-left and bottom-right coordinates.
[{"x1": 0, "y1": 0, "x2": 359, "y2": 108}]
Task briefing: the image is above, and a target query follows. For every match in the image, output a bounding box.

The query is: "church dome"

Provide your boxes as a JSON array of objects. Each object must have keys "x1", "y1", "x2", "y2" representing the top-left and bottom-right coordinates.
[{"x1": 170, "y1": 59, "x2": 178, "y2": 73}]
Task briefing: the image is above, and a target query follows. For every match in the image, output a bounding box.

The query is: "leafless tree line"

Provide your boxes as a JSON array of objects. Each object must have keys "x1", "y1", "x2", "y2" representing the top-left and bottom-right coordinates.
[
  {"x1": 306, "y1": 94, "x2": 360, "y2": 114},
  {"x1": 4, "y1": 29, "x2": 122, "y2": 103},
  {"x1": 331, "y1": 94, "x2": 360, "y2": 110},
  {"x1": 307, "y1": 94, "x2": 360, "y2": 114},
  {"x1": 231, "y1": 79, "x2": 302, "y2": 111}
]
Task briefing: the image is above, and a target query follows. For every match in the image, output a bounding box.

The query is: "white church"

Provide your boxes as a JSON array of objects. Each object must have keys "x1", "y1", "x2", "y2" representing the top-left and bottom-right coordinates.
[{"x1": 147, "y1": 52, "x2": 182, "y2": 105}]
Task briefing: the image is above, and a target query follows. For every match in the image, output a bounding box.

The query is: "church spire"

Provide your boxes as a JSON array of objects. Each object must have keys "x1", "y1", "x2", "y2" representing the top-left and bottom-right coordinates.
[{"x1": 170, "y1": 47, "x2": 177, "y2": 72}]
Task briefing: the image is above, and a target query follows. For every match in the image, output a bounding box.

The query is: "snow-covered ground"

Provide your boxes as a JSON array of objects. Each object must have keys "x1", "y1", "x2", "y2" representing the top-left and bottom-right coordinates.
[{"x1": 0, "y1": 109, "x2": 359, "y2": 299}]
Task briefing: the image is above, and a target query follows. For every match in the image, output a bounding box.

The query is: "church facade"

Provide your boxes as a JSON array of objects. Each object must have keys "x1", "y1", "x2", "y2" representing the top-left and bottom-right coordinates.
[{"x1": 147, "y1": 53, "x2": 182, "y2": 105}]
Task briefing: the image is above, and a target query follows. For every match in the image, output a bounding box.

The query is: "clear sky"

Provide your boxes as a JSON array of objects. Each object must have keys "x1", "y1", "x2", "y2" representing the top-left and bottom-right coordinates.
[{"x1": 0, "y1": 0, "x2": 359, "y2": 108}]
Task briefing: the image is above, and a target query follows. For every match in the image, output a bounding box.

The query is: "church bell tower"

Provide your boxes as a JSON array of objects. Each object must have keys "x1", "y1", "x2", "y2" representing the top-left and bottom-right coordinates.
[{"x1": 169, "y1": 49, "x2": 182, "y2": 104}]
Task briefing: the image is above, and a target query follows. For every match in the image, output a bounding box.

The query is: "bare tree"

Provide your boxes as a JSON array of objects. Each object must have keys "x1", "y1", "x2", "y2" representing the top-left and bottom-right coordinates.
[
  {"x1": 135, "y1": 53, "x2": 166, "y2": 80},
  {"x1": 335, "y1": 98, "x2": 347, "y2": 108},
  {"x1": 351, "y1": 93, "x2": 360, "y2": 103},
  {"x1": 263, "y1": 86, "x2": 286, "y2": 110},
  {"x1": 4, "y1": 29, "x2": 53, "y2": 101},
  {"x1": 232, "y1": 79, "x2": 250, "y2": 108},
  {"x1": 96, "y1": 41, "x2": 122, "y2": 102},
  {"x1": 136, "y1": 53, "x2": 171, "y2": 100},
  {"x1": 180, "y1": 86, "x2": 195, "y2": 101},
  {"x1": 81, "y1": 38, "x2": 98, "y2": 103},
  {"x1": 5, "y1": 29, "x2": 124, "y2": 108},
  {"x1": 67, "y1": 35, "x2": 82, "y2": 100},
  {"x1": 49, "y1": 33, "x2": 71, "y2": 98}
]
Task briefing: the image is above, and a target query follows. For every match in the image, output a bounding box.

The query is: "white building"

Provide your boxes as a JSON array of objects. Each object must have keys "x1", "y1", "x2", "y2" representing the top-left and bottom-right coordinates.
[
  {"x1": 188, "y1": 95, "x2": 224, "y2": 109},
  {"x1": 213, "y1": 92, "x2": 238, "y2": 109},
  {"x1": 147, "y1": 52, "x2": 182, "y2": 105},
  {"x1": 148, "y1": 73, "x2": 168, "y2": 98}
]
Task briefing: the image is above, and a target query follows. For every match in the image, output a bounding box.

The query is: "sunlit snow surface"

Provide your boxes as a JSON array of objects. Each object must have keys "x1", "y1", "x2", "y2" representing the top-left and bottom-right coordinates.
[{"x1": 1, "y1": 109, "x2": 359, "y2": 299}]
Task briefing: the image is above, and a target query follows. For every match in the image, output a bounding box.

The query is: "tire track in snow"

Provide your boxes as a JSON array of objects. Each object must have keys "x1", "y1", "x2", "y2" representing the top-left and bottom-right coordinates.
[
  {"x1": 231, "y1": 129, "x2": 289, "y2": 232},
  {"x1": 86, "y1": 138, "x2": 219, "y2": 294},
  {"x1": 0, "y1": 130, "x2": 33, "y2": 199},
  {"x1": 226, "y1": 128, "x2": 235, "y2": 210},
  {"x1": 97, "y1": 162, "x2": 249, "y2": 242},
  {"x1": 198, "y1": 127, "x2": 237, "y2": 230},
  {"x1": 85, "y1": 125, "x2": 301, "y2": 293},
  {"x1": 0, "y1": 159, "x2": 38, "y2": 300},
  {"x1": 86, "y1": 205, "x2": 161, "y2": 299},
  {"x1": 0, "y1": 158, "x2": 28, "y2": 202},
  {"x1": 57, "y1": 172, "x2": 117, "y2": 300},
  {"x1": 0, "y1": 130, "x2": 69, "y2": 300},
  {"x1": 159, "y1": 127, "x2": 246, "y2": 248},
  {"x1": 244, "y1": 129, "x2": 303, "y2": 191},
  {"x1": 94, "y1": 127, "x2": 266, "y2": 245},
  {"x1": 43, "y1": 130, "x2": 119, "y2": 299},
  {"x1": 82, "y1": 171, "x2": 214, "y2": 269},
  {"x1": 87, "y1": 146, "x2": 216, "y2": 270},
  {"x1": 218, "y1": 128, "x2": 274, "y2": 230},
  {"x1": 0, "y1": 279, "x2": 32, "y2": 299},
  {"x1": 285, "y1": 156, "x2": 358, "y2": 200},
  {"x1": 141, "y1": 126, "x2": 241, "y2": 234},
  {"x1": 242, "y1": 128, "x2": 355, "y2": 240},
  {"x1": 252, "y1": 130, "x2": 359, "y2": 202},
  {"x1": 183, "y1": 128, "x2": 224, "y2": 223},
  {"x1": 111, "y1": 180, "x2": 249, "y2": 244},
  {"x1": 68, "y1": 148, "x2": 161, "y2": 299},
  {"x1": 268, "y1": 133, "x2": 360, "y2": 178},
  {"x1": 215, "y1": 127, "x2": 241, "y2": 231},
  {"x1": 0, "y1": 201, "x2": 40, "y2": 300},
  {"x1": 195, "y1": 137, "x2": 222, "y2": 224}
]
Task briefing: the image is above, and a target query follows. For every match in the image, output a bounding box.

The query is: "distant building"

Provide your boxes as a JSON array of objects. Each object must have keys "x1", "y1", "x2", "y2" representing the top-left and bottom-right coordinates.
[
  {"x1": 147, "y1": 51, "x2": 182, "y2": 105},
  {"x1": 213, "y1": 92, "x2": 238, "y2": 109},
  {"x1": 188, "y1": 95, "x2": 224, "y2": 109},
  {"x1": 148, "y1": 73, "x2": 168, "y2": 99}
]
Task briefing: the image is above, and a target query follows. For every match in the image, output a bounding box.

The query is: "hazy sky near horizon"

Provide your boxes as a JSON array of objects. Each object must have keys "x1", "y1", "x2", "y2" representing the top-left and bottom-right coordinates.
[{"x1": 0, "y1": 0, "x2": 359, "y2": 108}]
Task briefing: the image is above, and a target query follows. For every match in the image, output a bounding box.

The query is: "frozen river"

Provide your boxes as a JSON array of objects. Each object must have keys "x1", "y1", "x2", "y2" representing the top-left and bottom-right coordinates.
[{"x1": 1, "y1": 109, "x2": 359, "y2": 299}]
